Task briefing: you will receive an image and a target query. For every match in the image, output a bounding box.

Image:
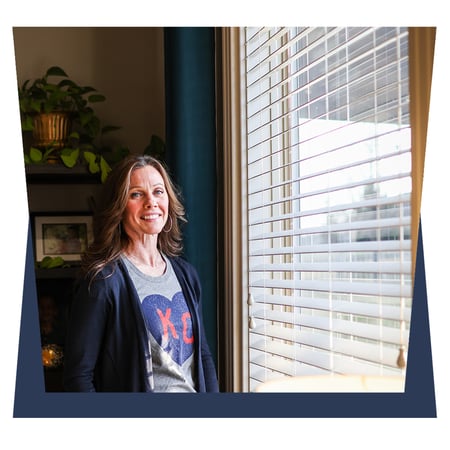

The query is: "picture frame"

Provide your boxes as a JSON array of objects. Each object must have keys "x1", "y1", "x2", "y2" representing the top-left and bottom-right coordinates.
[{"x1": 33, "y1": 214, "x2": 94, "y2": 262}]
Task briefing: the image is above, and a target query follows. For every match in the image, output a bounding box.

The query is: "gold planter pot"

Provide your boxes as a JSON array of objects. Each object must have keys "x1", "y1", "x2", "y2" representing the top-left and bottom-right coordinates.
[{"x1": 32, "y1": 112, "x2": 72, "y2": 149}]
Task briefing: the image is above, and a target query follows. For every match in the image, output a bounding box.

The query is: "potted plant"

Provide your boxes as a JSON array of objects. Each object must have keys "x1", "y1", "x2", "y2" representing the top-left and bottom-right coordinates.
[
  {"x1": 19, "y1": 66, "x2": 106, "y2": 152},
  {"x1": 20, "y1": 66, "x2": 166, "y2": 183},
  {"x1": 19, "y1": 66, "x2": 127, "y2": 181}
]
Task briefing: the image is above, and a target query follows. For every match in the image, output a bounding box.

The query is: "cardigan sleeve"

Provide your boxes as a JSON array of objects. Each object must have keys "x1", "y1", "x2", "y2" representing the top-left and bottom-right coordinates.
[
  {"x1": 63, "y1": 275, "x2": 111, "y2": 392},
  {"x1": 170, "y1": 257, "x2": 219, "y2": 392},
  {"x1": 192, "y1": 267, "x2": 220, "y2": 392},
  {"x1": 199, "y1": 316, "x2": 220, "y2": 392}
]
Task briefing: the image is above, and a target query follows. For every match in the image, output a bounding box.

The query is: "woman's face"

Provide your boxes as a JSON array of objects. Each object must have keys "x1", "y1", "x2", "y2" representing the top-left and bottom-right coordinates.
[{"x1": 122, "y1": 165, "x2": 169, "y2": 241}]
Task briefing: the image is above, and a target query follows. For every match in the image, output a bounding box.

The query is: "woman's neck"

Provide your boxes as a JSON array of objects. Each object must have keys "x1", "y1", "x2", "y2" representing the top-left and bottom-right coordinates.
[{"x1": 124, "y1": 241, "x2": 166, "y2": 277}]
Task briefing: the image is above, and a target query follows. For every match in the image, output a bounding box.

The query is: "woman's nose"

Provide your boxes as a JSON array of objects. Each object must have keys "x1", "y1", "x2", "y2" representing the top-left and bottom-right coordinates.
[{"x1": 146, "y1": 195, "x2": 158, "y2": 207}]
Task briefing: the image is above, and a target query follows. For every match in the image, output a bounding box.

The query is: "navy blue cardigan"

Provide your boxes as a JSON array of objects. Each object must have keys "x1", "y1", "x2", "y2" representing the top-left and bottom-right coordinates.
[{"x1": 63, "y1": 256, "x2": 219, "y2": 392}]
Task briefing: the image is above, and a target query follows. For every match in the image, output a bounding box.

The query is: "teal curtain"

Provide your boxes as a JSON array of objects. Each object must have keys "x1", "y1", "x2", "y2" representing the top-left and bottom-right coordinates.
[{"x1": 164, "y1": 27, "x2": 217, "y2": 363}]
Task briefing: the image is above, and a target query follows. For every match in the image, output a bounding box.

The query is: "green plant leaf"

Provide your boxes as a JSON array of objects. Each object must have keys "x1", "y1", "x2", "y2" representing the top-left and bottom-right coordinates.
[
  {"x1": 42, "y1": 147, "x2": 57, "y2": 161},
  {"x1": 40, "y1": 256, "x2": 53, "y2": 268},
  {"x1": 21, "y1": 115, "x2": 34, "y2": 131},
  {"x1": 30, "y1": 99, "x2": 42, "y2": 113},
  {"x1": 88, "y1": 94, "x2": 106, "y2": 103},
  {"x1": 79, "y1": 109, "x2": 95, "y2": 128},
  {"x1": 68, "y1": 131, "x2": 80, "y2": 140},
  {"x1": 84, "y1": 115, "x2": 101, "y2": 138},
  {"x1": 46, "y1": 66, "x2": 68, "y2": 78},
  {"x1": 39, "y1": 255, "x2": 65, "y2": 269},
  {"x1": 47, "y1": 256, "x2": 65, "y2": 268},
  {"x1": 79, "y1": 86, "x2": 97, "y2": 95},
  {"x1": 84, "y1": 151, "x2": 100, "y2": 174},
  {"x1": 80, "y1": 143, "x2": 94, "y2": 152},
  {"x1": 29, "y1": 146, "x2": 43, "y2": 163},
  {"x1": 100, "y1": 156, "x2": 112, "y2": 183},
  {"x1": 61, "y1": 148, "x2": 80, "y2": 168}
]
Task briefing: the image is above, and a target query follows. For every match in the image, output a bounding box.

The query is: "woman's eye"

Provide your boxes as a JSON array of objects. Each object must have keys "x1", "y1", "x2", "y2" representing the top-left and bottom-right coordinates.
[
  {"x1": 155, "y1": 189, "x2": 165, "y2": 196},
  {"x1": 130, "y1": 192, "x2": 142, "y2": 199}
]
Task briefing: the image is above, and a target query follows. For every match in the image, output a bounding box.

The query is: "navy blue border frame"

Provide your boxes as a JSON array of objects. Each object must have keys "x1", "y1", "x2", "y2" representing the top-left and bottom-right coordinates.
[{"x1": 13, "y1": 220, "x2": 436, "y2": 418}]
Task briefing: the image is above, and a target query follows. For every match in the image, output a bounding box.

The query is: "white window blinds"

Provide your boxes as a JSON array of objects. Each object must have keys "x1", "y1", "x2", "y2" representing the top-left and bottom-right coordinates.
[{"x1": 242, "y1": 27, "x2": 412, "y2": 392}]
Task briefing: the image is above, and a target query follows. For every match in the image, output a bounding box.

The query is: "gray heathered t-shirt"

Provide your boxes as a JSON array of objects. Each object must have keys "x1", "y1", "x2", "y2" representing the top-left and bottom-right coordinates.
[{"x1": 121, "y1": 254, "x2": 196, "y2": 392}]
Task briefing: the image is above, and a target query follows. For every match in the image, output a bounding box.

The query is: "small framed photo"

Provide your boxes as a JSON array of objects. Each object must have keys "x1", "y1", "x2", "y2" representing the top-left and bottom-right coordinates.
[{"x1": 33, "y1": 214, "x2": 94, "y2": 262}]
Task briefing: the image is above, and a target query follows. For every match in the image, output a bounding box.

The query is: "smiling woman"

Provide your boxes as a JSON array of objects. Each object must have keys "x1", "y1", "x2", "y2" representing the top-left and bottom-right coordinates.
[
  {"x1": 63, "y1": 154, "x2": 219, "y2": 393},
  {"x1": 122, "y1": 165, "x2": 170, "y2": 262}
]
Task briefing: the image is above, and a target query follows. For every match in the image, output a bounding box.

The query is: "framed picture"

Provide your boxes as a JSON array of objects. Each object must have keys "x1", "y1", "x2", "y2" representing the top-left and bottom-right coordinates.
[{"x1": 33, "y1": 214, "x2": 94, "y2": 262}]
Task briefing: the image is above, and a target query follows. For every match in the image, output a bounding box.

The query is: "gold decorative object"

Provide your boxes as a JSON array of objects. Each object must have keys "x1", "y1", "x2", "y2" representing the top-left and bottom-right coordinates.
[{"x1": 32, "y1": 112, "x2": 71, "y2": 149}]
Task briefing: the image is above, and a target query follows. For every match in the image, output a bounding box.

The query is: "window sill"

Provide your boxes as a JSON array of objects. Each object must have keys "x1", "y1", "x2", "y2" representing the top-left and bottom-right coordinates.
[{"x1": 254, "y1": 375, "x2": 405, "y2": 393}]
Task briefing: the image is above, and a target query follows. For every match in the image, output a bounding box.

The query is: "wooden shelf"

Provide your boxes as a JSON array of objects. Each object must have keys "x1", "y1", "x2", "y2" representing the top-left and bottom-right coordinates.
[
  {"x1": 35, "y1": 265, "x2": 82, "y2": 280},
  {"x1": 25, "y1": 163, "x2": 101, "y2": 184}
]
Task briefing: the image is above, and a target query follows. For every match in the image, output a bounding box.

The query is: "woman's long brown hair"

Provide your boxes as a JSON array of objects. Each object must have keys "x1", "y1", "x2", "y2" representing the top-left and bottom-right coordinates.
[{"x1": 81, "y1": 155, "x2": 186, "y2": 283}]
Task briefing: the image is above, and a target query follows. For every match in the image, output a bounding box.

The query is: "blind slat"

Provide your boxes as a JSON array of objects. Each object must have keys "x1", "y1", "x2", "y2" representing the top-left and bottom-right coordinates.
[
  {"x1": 250, "y1": 313, "x2": 409, "y2": 345},
  {"x1": 249, "y1": 193, "x2": 411, "y2": 226},
  {"x1": 249, "y1": 216, "x2": 411, "y2": 240},
  {"x1": 250, "y1": 293, "x2": 412, "y2": 321},
  {"x1": 249, "y1": 239, "x2": 411, "y2": 256},
  {"x1": 250, "y1": 278, "x2": 409, "y2": 297},
  {"x1": 250, "y1": 261, "x2": 410, "y2": 274}
]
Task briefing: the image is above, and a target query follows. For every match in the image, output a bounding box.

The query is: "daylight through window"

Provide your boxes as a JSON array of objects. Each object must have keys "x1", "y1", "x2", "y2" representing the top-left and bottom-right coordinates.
[{"x1": 242, "y1": 27, "x2": 412, "y2": 392}]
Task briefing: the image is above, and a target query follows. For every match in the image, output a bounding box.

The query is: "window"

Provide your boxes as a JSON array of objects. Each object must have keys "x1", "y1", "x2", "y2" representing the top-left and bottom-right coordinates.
[{"x1": 241, "y1": 27, "x2": 411, "y2": 392}]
